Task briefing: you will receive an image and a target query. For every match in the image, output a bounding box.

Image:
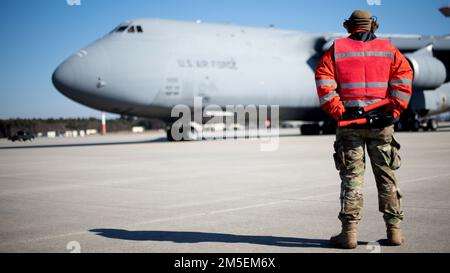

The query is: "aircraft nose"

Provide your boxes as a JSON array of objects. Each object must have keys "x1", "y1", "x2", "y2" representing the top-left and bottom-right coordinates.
[
  {"x1": 53, "y1": 45, "x2": 109, "y2": 105},
  {"x1": 52, "y1": 57, "x2": 77, "y2": 98}
]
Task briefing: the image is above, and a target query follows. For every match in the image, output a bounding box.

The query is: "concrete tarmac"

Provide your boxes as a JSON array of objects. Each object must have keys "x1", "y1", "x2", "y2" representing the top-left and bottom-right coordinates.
[{"x1": 0, "y1": 129, "x2": 449, "y2": 253}]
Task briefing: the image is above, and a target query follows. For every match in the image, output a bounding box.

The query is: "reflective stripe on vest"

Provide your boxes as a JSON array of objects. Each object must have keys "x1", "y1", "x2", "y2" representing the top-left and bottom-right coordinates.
[
  {"x1": 391, "y1": 90, "x2": 411, "y2": 104},
  {"x1": 335, "y1": 51, "x2": 394, "y2": 59},
  {"x1": 390, "y1": 78, "x2": 413, "y2": 86},
  {"x1": 319, "y1": 91, "x2": 339, "y2": 105},
  {"x1": 316, "y1": 79, "x2": 338, "y2": 87},
  {"x1": 334, "y1": 38, "x2": 393, "y2": 104},
  {"x1": 340, "y1": 82, "x2": 388, "y2": 89},
  {"x1": 343, "y1": 99, "x2": 383, "y2": 108}
]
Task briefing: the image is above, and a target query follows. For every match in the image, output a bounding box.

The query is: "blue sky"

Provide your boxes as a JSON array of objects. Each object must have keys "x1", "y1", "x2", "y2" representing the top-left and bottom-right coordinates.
[{"x1": 0, "y1": 0, "x2": 448, "y2": 119}]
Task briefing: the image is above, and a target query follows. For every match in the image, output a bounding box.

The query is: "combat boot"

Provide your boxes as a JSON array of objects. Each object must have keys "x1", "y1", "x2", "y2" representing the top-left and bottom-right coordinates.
[
  {"x1": 386, "y1": 224, "x2": 404, "y2": 246},
  {"x1": 330, "y1": 223, "x2": 357, "y2": 249}
]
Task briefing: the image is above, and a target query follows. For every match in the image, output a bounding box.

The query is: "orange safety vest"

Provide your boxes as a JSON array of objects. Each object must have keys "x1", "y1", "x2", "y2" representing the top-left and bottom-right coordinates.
[{"x1": 334, "y1": 38, "x2": 394, "y2": 108}]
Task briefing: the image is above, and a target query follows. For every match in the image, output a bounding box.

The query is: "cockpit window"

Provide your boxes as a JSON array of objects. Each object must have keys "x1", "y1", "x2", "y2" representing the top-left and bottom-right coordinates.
[
  {"x1": 113, "y1": 24, "x2": 143, "y2": 34},
  {"x1": 116, "y1": 26, "x2": 128, "y2": 32}
]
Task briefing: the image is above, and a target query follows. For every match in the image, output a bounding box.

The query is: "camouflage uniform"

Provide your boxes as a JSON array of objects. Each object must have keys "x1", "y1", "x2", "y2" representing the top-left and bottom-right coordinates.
[{"x1": 333, "y1": 125, "x2": 404, "y2": 225}]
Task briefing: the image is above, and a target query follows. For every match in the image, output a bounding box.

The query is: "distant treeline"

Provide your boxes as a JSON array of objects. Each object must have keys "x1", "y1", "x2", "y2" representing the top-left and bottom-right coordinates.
[{"x1": 0, "y1": 117, "x2": 165, "y2": 138}]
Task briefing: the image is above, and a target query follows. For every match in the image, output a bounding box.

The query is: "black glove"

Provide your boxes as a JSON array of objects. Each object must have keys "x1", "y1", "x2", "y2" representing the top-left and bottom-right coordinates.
[
  {"x1": 368, "y1": 112, "x2": 395, "y2": 128},
  {"x1": 340, "y1": 107, "x2": 365, "y2": 121}
]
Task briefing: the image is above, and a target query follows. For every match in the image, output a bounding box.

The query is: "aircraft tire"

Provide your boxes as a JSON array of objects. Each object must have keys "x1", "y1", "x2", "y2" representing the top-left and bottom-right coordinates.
[
  {"x1": 427, "y1": 119, "x2": 438, "y2": 131},
  {"x1": 166, "y1": 124, "x2": 201, "y2": 141},
  {"x1": 412, "y1": 119, "x2": 420, "y2": 132},
  {"x1": 186, "y1": 126, "x2": 200, "y2": 141},
  {"x1": 166, "y1": 128, "x2": 176, "y2": 142}
]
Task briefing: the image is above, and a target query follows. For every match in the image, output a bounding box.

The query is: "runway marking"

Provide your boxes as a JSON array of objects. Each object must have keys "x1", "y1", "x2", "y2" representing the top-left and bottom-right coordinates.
[
  {"x1": 0, "y1": 163, "x2": 138, "y2": 179},
  {"x1": 402, "y1": 205, "x2": 450, "y2": 211},
  {"x1": 164, "y1": 182, "x2": 338, "y2": 209},
  {"x1": 128, "y1": 200, "x2": 291, "y2": 228},
  {"x1": 287, "y1": 173, "x2": 450, "y2": 201},
  {"x1": 0, "y1": 165, "x2": 337, "y2": 197},
  {"x1": 0, "y1": 231, "x2": 90, "y2": 248},
  {"x1": 400, "y1": 173, "x2": 450, "y2": 184},
  {"x1": 199, "y1": 200, "x2": 291, "y2": 215}
]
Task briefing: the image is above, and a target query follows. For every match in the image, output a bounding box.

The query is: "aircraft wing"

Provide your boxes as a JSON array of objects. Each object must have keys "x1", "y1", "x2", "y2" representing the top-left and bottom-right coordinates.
[
  {"x1": 320, "y1": 33, "x2": 450, "y2": 52},
  {"x1": 381, "y1": 34, "x2": 450, "y2": 52}
]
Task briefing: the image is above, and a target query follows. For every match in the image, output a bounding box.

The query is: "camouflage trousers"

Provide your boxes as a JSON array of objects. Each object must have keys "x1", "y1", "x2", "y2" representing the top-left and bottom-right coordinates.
[{"x1": 333, "y1": 125, "x2": 404, "y2": 225}]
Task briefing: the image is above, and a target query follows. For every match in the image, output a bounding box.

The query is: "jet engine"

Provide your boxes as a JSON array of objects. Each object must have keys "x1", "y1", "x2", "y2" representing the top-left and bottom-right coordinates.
[{"x1": 405, "y1": 48, "x2": 447, "y2": 90}]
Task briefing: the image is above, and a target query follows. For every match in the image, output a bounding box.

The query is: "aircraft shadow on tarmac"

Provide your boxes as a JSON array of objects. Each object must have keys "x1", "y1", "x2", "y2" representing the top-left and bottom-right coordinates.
[{"x1": 89, "y1": 229, "x2": 370, "y2": 249}]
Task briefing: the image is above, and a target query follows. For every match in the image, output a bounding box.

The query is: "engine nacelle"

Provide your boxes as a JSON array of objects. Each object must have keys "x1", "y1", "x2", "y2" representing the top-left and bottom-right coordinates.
[{"x1": 405, "y1": 52, "x2": 447, "y2": 90}]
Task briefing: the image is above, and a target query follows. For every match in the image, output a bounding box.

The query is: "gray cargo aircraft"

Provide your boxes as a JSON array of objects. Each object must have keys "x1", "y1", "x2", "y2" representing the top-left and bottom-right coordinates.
[{"x1": 52, "y1": 18, "x2": 450, "y2": 140}]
